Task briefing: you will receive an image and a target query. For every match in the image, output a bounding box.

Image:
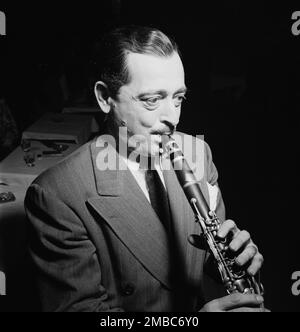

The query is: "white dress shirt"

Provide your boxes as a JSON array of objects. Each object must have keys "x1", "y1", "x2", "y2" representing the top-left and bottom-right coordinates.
[{"x1": 122, "y1": 156, "x2": 166, "y2": 202}]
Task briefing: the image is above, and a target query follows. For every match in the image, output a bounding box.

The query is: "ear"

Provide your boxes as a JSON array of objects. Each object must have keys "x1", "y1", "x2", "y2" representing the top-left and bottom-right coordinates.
[{"x1": 94, "y1": 81, "x2": 114, "y2": 114}]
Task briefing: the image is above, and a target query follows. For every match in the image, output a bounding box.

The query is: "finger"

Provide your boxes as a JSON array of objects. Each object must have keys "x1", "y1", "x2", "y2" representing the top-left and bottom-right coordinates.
[
  {"x1": 229, "y1": 230, "x2": 251, "y2": 252},
  {"x1": 247, "y1": 253, "x2": 264, "y2": 276},
  {"x1": 217, "y1": 219, "x2": 239, "y2": 239},
  {"x1": 218, "y1": 293, "x2": 264, "y2": 311},
  {"x1": 235, "y1": 244, "x2": 258, "y2": 266}
]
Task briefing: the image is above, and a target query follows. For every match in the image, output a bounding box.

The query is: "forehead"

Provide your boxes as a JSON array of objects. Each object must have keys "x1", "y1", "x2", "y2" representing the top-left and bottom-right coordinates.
[{"x1": 124, "y1": 52, "x2": 185, "y2": 92}]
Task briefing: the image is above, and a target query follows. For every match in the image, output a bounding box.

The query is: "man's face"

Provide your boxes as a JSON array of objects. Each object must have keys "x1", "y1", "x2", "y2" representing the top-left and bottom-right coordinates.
[{"x1": 111, "y1": 51, "x2": 186, "y2": 156}]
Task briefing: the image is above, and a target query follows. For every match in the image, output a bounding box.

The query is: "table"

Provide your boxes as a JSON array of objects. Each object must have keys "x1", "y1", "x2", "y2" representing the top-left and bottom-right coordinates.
[
  {"x1": 0, "y1": 140, "x2": 81, "y2": 311},
  {"x1": 0, "y1": 140, "x2": 80, "y2": 184},
  {"x1": 0, "y1": 183, "x2": 28, "y2": 298},
  {"x1": 22, "y1": 112, "x2": 96, "y2": 145}
]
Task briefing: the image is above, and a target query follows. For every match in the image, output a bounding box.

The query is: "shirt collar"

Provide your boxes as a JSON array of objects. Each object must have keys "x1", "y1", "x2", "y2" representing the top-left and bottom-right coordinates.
[{"x1": 122, "y1": 154, "x2": 162, "y2": 173}]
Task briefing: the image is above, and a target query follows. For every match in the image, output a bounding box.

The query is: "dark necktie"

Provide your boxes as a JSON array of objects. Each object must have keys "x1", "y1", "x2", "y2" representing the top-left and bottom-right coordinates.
[{"x1": 145, "y1": 169, "x2": 171, "y2": 231}]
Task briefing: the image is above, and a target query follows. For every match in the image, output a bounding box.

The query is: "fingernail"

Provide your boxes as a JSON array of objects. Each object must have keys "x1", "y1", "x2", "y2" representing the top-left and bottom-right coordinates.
[
  {"x1": 248, "y1": 269, "x2": 255, "y2": 276},
  {"x1": 256, "y1": 296, "x2": 264, "y2": 303},
  {"x1": 235, "y1": 257, "x2": 243, "y2": 265},
  {"x1": 217, "y1": 231, "x2": 223, "y2": 238},
  {"x1": 235, "y1": 259, "x2": 242, "y2": 266}
]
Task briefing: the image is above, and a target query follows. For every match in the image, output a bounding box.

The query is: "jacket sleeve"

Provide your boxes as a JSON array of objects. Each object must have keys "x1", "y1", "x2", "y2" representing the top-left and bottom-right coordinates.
[
  {"x1": 201, "y1": 142, "x2": 228, "y2": 303},
  {"x1": 205, "y1": 141, "x2": 219, "y2": 186},
  {"x1": 25, "y1": 183, "x2": 124, "y2": 312},
  {"x1": 205, "y1": 141, "x2": 226, "y2": 219}
]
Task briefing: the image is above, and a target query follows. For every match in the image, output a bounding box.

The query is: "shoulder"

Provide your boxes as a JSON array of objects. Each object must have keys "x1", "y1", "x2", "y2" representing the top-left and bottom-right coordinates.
[{"x1": 30, "y1": 140, "x2": 94, "y2": 197}]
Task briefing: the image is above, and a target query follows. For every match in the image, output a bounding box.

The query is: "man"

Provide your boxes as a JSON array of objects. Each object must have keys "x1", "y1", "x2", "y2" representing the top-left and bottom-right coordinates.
[{"x1": 25, "y1": 26, "x2": 266, "y2": 312}]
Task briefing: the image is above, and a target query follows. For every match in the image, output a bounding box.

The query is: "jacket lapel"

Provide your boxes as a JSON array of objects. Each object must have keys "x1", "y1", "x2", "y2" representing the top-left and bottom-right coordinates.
[
  {"x1": 161, "y1": 155, "x2": 210, "y2": 288},
  {"x1": 87, "y1": 138, "x2": 172, "y2": 289}
]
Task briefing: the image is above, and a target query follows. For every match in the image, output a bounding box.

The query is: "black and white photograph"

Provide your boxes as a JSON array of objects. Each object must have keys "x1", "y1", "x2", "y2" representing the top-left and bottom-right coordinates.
[{"x1": 0, "y1": 1, "x2": 299, "y2": 314}]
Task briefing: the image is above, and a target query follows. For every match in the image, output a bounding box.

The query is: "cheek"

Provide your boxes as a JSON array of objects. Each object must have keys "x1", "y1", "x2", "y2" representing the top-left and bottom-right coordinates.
[
  {"x1": 139, "y1": 111, "x2": 160, "y2": 128},
  {"x1": 127, "y1": 110, "x2": 159, "y2": 131},
  {"x1": 115, "y1": 100, "x2": 159, "y2": 130},
  {"x1": 115, "y1": 103, "x2": 139, "y2": 126}
]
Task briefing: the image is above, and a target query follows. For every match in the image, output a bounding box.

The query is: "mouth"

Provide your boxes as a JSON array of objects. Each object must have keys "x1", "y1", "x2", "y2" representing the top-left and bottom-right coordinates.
[{"x1": 151, "y1": 131, "x2": 172, "y2": 136}]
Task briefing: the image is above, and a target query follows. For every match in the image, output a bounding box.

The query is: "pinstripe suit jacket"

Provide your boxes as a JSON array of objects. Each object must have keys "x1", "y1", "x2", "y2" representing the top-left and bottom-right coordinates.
[{"x1": 25, "y1": 132, "x2": 226, "y2": 312}]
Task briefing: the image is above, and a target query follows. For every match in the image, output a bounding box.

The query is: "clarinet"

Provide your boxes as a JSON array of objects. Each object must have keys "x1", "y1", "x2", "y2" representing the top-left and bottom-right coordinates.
[{"x1": 162, "y1": 134, "x2": 264, "y2": 296}]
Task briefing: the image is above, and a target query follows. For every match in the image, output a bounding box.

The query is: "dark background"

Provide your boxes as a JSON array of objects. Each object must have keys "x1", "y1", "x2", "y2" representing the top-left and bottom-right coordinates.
[{"x1": 0, "y1": 1, "x2": 299, "y2": 311}]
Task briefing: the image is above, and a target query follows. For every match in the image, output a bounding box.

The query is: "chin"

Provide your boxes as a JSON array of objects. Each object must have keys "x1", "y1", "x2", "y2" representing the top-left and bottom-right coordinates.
[
  {"x1": 139, "y1": 147, "x2": 158, "y2": 157},
  {"x1": 127, "y1": 134, "x2": 160, "y2": 157}
]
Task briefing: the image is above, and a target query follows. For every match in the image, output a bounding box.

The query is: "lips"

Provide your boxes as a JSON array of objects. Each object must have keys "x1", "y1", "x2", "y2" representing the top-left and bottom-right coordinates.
[{"x1": 151, "y1": 131, "x2": 172, "y2": 136}]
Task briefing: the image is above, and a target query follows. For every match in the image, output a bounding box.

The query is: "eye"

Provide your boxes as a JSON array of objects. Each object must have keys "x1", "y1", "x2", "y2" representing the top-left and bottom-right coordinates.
[
  {"x1": 174, "y1": 94, "x2": 186, "y2": 107},
  {"x1": 141, "y1": 96, "x2": 162, "y2": 110}
]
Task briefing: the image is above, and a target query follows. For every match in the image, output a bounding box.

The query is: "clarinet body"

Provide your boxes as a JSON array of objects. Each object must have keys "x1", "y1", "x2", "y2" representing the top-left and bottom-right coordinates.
[{"x1": 162, "y1": 135, "x2": 264, "y2": 296}]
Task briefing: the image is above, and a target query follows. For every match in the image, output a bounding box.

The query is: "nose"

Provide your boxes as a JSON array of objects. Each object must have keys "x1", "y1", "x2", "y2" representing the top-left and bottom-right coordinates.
[{"x1": 159, "y1": 98, "x2": 180, "y2": 130}]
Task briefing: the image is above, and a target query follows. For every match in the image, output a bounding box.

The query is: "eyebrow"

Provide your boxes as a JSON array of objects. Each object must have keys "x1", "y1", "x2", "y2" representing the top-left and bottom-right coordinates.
[{"x1": 135, "y1": 87, "x2": 188, "y2": 100}]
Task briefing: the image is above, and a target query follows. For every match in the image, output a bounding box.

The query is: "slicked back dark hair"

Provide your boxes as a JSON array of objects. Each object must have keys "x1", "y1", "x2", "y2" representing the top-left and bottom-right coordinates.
[{"x1": 93, "y1": 25, "x2": 180, "y2": 99}]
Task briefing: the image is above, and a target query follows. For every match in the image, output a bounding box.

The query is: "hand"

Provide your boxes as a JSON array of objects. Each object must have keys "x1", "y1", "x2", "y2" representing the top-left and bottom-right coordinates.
[
  {"x1": 199, "y1": 293, "x2": 270, "y2": 312},
  {"x1": 217, "y1": 219, "x2": 264, "y2": 276}
]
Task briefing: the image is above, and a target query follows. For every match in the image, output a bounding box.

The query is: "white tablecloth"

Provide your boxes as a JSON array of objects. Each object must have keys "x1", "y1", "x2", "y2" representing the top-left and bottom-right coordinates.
[
  {"x1": 0, "y1": 140, "x2": 81, "y2": 309},
  {"x1": 0, "y1": 141, "x2": 80, "y2": 185}
]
